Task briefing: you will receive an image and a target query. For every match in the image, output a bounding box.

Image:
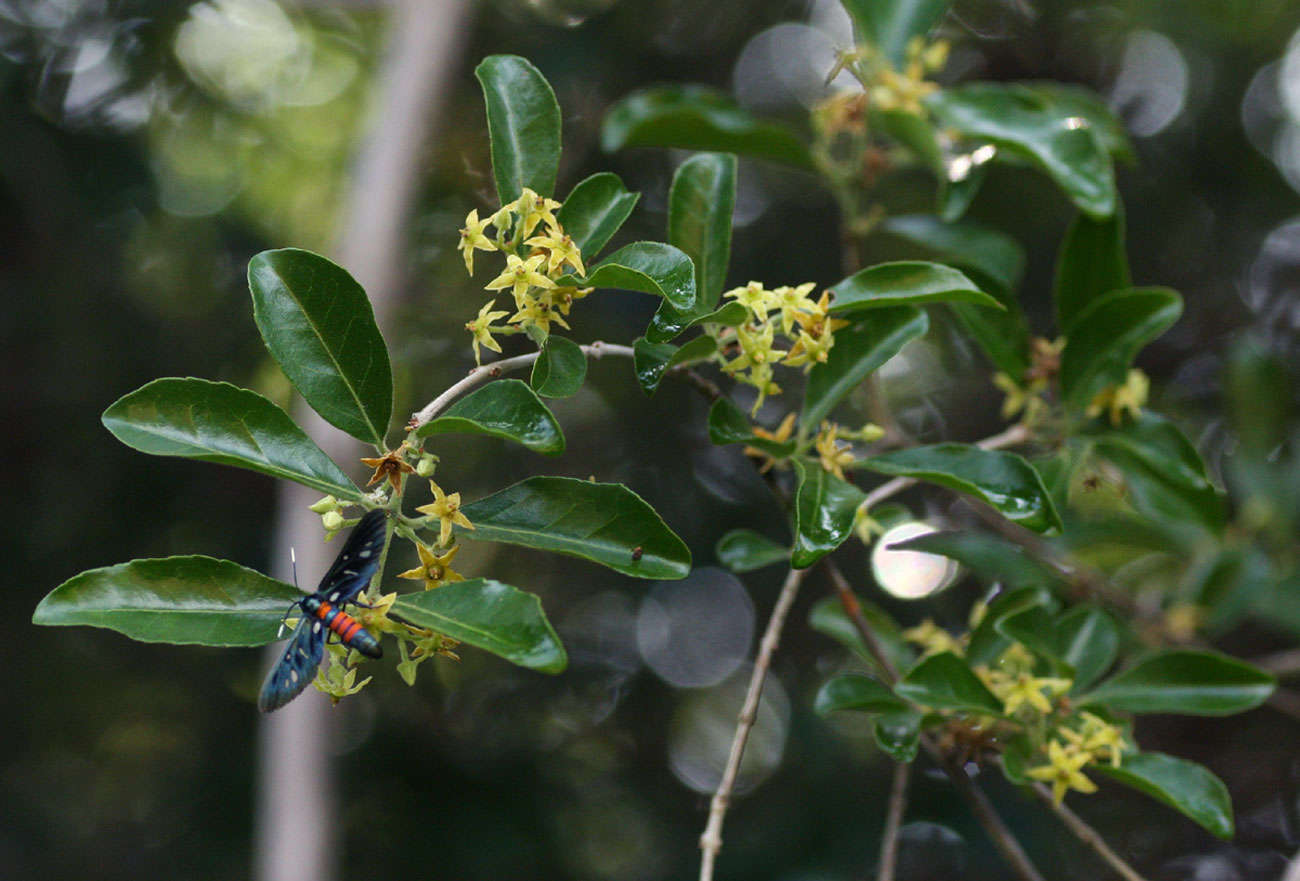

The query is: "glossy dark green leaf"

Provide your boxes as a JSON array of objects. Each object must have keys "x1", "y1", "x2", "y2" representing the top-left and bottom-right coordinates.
[
  {"x1": 707, "y1": 397, "x2": 797, "y2": 458},
  {"x1": 33, "y1": 557, "x2": 301, "y2": 646},
  {"x1": 1095, "y1": 752, "x2": 1233, "y2": 839},
  {"x1": 1089, "y1": 412, "x2": 1225, "y2": 532},
  {"x1": 417, "y1": 379, "x2": 564, "y2": 454},
  {"x1": 862, "y1": 444, "x2": 1063, "y2": 533},
  {"x1": 1057, "y1": 605, "x2": 1119, "y2": 691},
  {"x1": 939, "y1": 159, "x2": 988, "y2": 222},
  {"x1": 802, "y1": 306, "x2": 928, "y2": 427},
  {"x1": 391, "y1": 578, "x2": 566, "y2": 673},
  {"x1": 828, "y1": 262, "x2": 1002, "y2": 313},
  {"x1": 1060, "y1": 287, "x2": 1183, "y2": 409},
  {"x1": 556, "y1": 172, "x2": 640, "y2": 259},
  {"x1": 881, "y1": 215, "x2": 1025, "y2": 294},
  {"x1": 633, "y1": 334, "x2": 717, "y2": 396},
  {"x1": 966, "y1": 586, "x2": 1054, "y2": 665},
  {"x1": 475, "y1": 55, "x2": 561, "y2": 202},
  {"x1": 103, "y1": 378, "x2": 360, "y2": 500},
  {"x1": 646, "y1": 153, "x2": 737, "y2": 343},
  {"x1": 1226, "y1": 336, "x2": 1294, "y2": 454},
  {"x1": 791, "y1": 459, "x2": 867, "y2": 568},
  {"x1": 879, "y1": 215, "x2": 1030, "y2": 376},
  {"x1": 716, "y1": 529, "x2": 789, "y2": 572},
  {"x1": 601, "y1": 85, "x2": 814, "y2": 170},
  {"x1": 815, "y1": 674, "x2": 909, "y2": 715},
  {"x1": 809, "y1": 595, "x2": 915, "y2": 673},
  {"x1": 688, "y1": 300, "x2": 750, "y2": 328},
  {"x1": 1000, "y1": 734, "x2": 1035, "y2": 784},
  {"x1": 874, "y1": 711, "x2": 922, "y2": 762},
  {"x1": 248, "y1": 249, "x2": 392, "y2": 447},
  {"x1": 840, "y1": 0, "x2": 951, "y2": 66},
  {"x1": 1054, "y1": 208, "x2": 1130, "y2": 335},
  {"x1": 1026, "y1": 82, "x2": 1135, "y2": 163},
  {"x1": 1081, "y1": 650, "x2": 1274, "y2": 716},
  {"x1": 460, "y1": 476, "x2": 691, "y2": 579},
  {"x1": 530, "y1": 336, "x2": 587, "y2": 398},
  {"x1": 995, "y1": 603, "x2": 1062, "y2": 661},
  {"x1": 927, "y1": 83, "x2": 1117, "y2": 218},
  {"x1": 558, "y1": 242, "x2": 695, "y2": 311},
  {"x1": 895, "y1": 651, "x2": 1003, "y2": 714},
  {"x1": 888, "y1": 530, "x2": 1060, "y2": 590}
]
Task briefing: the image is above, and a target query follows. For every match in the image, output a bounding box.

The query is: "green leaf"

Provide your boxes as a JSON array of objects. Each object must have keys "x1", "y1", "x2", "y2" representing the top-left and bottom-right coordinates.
[
  {"x1": 879, "y1": 216, "x2": 1030, "y2": 376},
  {"x1": 881, "y1": 215, "x2": 1025, "y2": 294},
  {"x1": 391, "y1": 578, "x2": 566, "y2": 673},
  {"x1": 840, "y1": 0, "x2": 951, "y2": 66},
  {"x1": 895, "y1": 651, "x2": 1003, "y2": 714},
  {"x1": 556, "y1": 172, "x2": 639, "y2": 259},
  {"x1": 809, "y1": 595, "x2": 915, "y2": 673},
  {"x1": 874, "y1": 711, "x2": 922, "y2": 762},
  {"x1": 1054, "y1": 208, "x2": 1130, "y2": 334},
  {"x1": 1089, "y1": 412, "x2": 1226, "y2": 532},
  {"x1": 791, "y1": 459, "x2": 867, "y2": 569},
  {"x1": 872, "y1": 108, "x2": 943, "y2": 171},
  {"x1": 707, "y1": 397, "x2": 797, "y2": 458},
  {"x1": 601, "y1": 85, "x2": 814, "y2": 170},
  {"x1": 102, "y1": 378, "x2": 361, "y2": 501},
  {"x1": 475, "y1": 55, "x2": 561, "y2": 202},
  {"x1": 716, "y1": 529, "x2": 789, "y2": 572},
  {"x1": 1026, "y1": 82, "x2": 1135, "y2": 163},
  {"x1": 646, "y1": 153, "x2": 737, "y2": 343},
  {"x1": 966, "y1": 586, "x2": 1053, "y2": 665},
  {"x1": 1000, "y1": 734, "x2": 1035, "y2": 784},
  {"x1": 828, "y1": 262, "x2": 1002, "y2": 314},
  {"x1": 559, "y1": 242, "x2": 695, "y2": 311},
  {"x1": 1095, "y1": 752, "x2": 1233, "y2": 839},
  {"x1": 995, "y1": 603, "x2": 1062, "y2": 661},
  {"x1": 802, "y1": 307, "x2": 928, "y2": 427},
  {"x1": 530, "y1": 336, "x2": 587, "y2": 398},
  {"x1": 1057, "y1": 605, "x2": 1119, "y2": 691},
  {"x1": 1059, "y1": 287, "x2": 1183, "y2": 409},
  {"x1": 633, "y1": 334, "x2": 717, "y2": 396},
  {"x1": 927, "y1": 83, "x2": 1117, "y2": 219},
  {"x1": 417, "y1": 379, "x2": 564, "y2": 455},
  {"x1": 887, "y1": 530, "x2": 1060, "y2": 590},
  {"x1": 248, "y1": 249, "x2": 393, "y2": 447},
  {"x1": 815, "y1": 674, "x2": 909, "y2": 715},
  {"x1": 460, "y1": 476, "x2": 691, "y2": 579},
  {"x1": 1081, "y1": 650, "x2": 1274, "y2": 716},
  {"x1": 939, "y1": 158, "x2": 988, "y2": 222},
  {"x1": 33, "y1": 557, "x2": 301, "y2": 646},
  {"x1": 861, "y1": 444, "x2": 1063, "y2": 534}
]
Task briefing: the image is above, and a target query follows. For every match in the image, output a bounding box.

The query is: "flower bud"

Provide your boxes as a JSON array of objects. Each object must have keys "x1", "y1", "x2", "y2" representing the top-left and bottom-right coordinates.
[
  {"x1": 322, "y1": 510, "x2": 345, "y2": 532},
  {"x1": 309, "y1": 495, "x2": 338, "y2": 514}
]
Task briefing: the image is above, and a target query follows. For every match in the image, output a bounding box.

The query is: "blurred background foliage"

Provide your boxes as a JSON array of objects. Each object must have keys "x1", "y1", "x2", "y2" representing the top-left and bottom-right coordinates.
[{"x1": 4, "y1": 0, "x2": 1300, "y2": 879}]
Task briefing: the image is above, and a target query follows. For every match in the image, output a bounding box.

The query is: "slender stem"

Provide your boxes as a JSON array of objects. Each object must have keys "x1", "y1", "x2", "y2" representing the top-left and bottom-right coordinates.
[
  {"x1": 1029, "y1": 783, "x2": 1148, "y2": 881},
  {"x1": 1251, "y1": 648, "x2": 1300, "y2": 679},
  {"x1": 876, "y1": 761, "x2": 910, "y2": 881},
  {"x1": 699, "y1": 566, "x2": 810, "y2": 881},
  {"x1": 410, "y1": 341, "x2": 636, "y2": 427}
]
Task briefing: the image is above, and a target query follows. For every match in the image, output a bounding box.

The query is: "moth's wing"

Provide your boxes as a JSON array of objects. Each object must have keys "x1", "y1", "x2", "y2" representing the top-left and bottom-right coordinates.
[
  {"x1": 257, "y1": 616, "x2": 326, "y2": 713},
  {"x1": 315, "y1": 508, "x2": 387, "y2": 605}
]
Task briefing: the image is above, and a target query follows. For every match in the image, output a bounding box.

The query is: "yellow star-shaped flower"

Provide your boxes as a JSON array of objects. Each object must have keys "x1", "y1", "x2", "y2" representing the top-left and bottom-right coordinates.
[
  {"x1": 1027, "y1": 740, "x2": 1098, "y2": 804},
  {"x1": 743, "y1": 412, "x2": 797, "y2": 473},
  {"x1": 485, "y1": 253, "x2": 555, "y2": 302},
  {"x1": 524, "y1": 230, "x2": 585, "y2": 277},
  {"x1": 902, "y1": 619, "x2": 964, "y2": 657},
  {"x1": 1001, "y1": 672, "x2": 1072, "y2": 716},
  {"x1": 724, "y1": 281, "x2": 777, "y2": 318},
  {"x1": 510, "y1": 187, "x2": 561, "y2": 239},
  {"x1": 509, "y1": 296, "x2": 569, "y2": 334},
  {"x1": 465, "y1": 300, "x2": 510, "y2": 364},
  {"x1": 397, "y1": 542, "x2": 465, "y2": 590},
  {"x1": 773, "y1": 282, "x2": 818, "y2": 334},
  {"x1": 1059, "y1": 712, "x2": 1127, "y2": 768},
  {"x1": 545, "y1": 286, "x2": 593, "y2": 316},
  {"x1": 814, "y1": 422, "x2": 856, "y2": 480},
  {"x1": 415, "y1": 480, "x2": 474, "y2": 547},
  {"x1": 457, "y1": 209, "x2": 496, "y2": 275}
]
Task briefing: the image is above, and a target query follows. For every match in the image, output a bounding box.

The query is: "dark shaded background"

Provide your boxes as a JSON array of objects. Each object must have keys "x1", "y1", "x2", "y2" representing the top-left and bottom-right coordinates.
[{"x1": 4, "y1": 1, "x2": 1300, "y2": 879}]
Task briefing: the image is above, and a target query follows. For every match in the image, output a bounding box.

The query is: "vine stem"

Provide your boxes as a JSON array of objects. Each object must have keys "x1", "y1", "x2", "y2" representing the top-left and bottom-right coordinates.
[
  {"x1": 698, "y1": 566, "x2": 810, "y2": 881},
  {"x1": 410, "y1": 341, "x2": 636, "y2": 427},
  {"x1": 1029, "y1": 783, "x2": 1149, "y2": 881},
  {"x1": 876, "y1": 761, "x2": 910, "y2": 881}
]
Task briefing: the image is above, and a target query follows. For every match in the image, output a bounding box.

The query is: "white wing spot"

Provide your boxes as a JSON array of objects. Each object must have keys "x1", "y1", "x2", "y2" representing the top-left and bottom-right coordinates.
[
  {"x1": 313, "y1": 621, "x2": 322, "y2": 633},
  {"x1": 358, "y1": 550, "x2": 371, "y2": 558},
  {"x1": 290, "y1": 670, "x2": 299, "y2": 683},
  {"x1": 329, "y1": 591, "x2": 341, "y2": 601},
  {"x1": 342, "y1": 569, "x2": 357, "y2": 576}
]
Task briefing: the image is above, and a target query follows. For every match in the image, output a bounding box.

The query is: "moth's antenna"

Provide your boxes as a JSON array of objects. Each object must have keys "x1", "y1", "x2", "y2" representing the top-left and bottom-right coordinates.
[{"x1": 290, "y1": 547, "x2": 299, "y2": 589}]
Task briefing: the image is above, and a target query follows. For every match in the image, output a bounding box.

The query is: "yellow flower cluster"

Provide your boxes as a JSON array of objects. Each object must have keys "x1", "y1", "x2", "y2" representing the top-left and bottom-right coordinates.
[
  {"x1": 1086, "y1": 368, "x2": 1149, "y2": 426},
  {"x1": 1027, "y1": 713, "x2": 1128, "y2": 803},
  {"x1": 719, "y1": 281, "x2": 847, "y2": 413},
  {"x1": 816, "y1": 37, "x2": 949, "y2": 134},
  {"x1": 457, "y1": 188, "x2": 592, "y2": 363},
  {"x1": 902, "y1": 618, "x2": 965, "y2": 657}
]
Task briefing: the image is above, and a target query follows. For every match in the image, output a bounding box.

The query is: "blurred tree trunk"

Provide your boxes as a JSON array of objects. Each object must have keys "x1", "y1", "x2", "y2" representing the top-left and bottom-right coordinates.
[{"x1": 252, "y1": 2, "x2": 473, "y2": 879}]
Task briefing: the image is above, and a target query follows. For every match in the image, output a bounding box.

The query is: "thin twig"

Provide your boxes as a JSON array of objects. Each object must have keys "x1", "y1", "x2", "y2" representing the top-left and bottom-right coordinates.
[
  {"x1": 699, "y1": 566, "x2": 810, "y2": 881},
  {"x1": 1029, "y1": 783, "x2": 1148, "y2": 881},
  {"x1": 1251, "y1": 648, "x2": 1300, "y2": 679},
  {"x1": 411, "y1": 341, "x2": 636, "y2": 426},
  {"x1": 876, "y1": 761, "x2": 910, "y2": 881}
]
